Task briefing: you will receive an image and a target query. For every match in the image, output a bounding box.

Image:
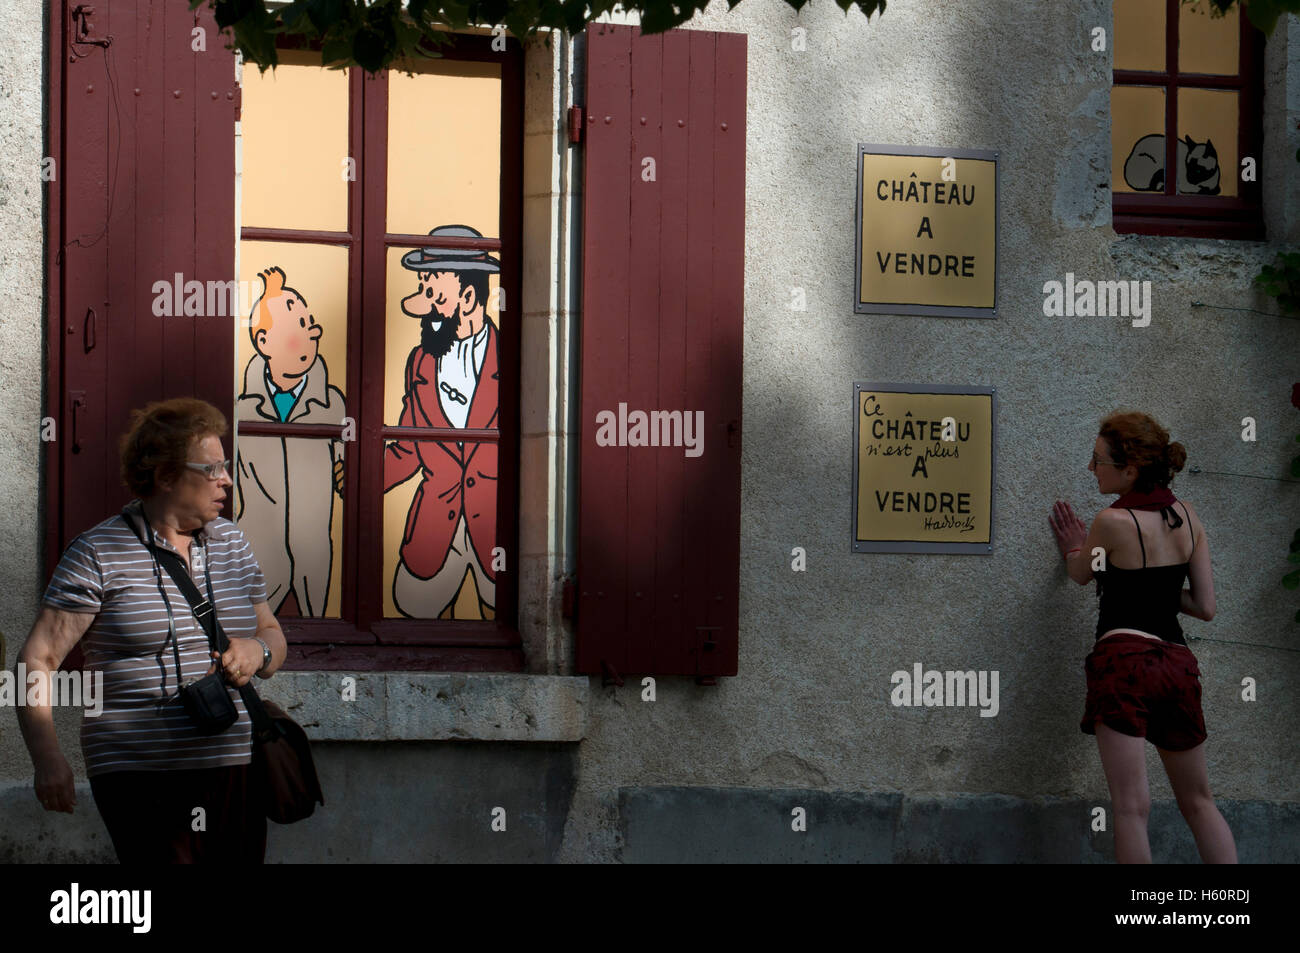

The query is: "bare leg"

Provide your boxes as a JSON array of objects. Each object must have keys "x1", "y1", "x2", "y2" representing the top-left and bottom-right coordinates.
[
  {"x1": 1095, "y1": 722, "x2": 1152, "y2": 863},
  {"x1": 1157, "y1": 743, "x2": 1237, "y2": 864}
]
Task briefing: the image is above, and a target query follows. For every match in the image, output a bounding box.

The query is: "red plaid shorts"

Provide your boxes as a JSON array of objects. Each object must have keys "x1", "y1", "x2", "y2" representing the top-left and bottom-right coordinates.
[{"x1": 1080, "y1": 633, "x2": 1207, "y2": 751}]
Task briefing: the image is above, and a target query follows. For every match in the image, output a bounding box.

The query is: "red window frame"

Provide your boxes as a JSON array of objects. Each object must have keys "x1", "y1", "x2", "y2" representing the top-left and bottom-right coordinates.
[
  {"x1": 238, "y1": 34, "x2": 525, "y2": 671},
  {"x1": 1112, "y1": 0, "x2": 1265, "y2": 239}
]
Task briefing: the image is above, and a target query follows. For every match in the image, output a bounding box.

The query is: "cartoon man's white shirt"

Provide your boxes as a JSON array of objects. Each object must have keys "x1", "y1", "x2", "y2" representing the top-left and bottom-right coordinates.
[{"x1": 437, "y1": 321, "x2": 490, "y2": 431}]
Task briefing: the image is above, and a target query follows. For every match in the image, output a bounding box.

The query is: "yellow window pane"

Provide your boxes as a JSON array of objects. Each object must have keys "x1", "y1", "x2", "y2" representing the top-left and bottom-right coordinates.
[
  {"x1": 383, "y1": 241, "x2": 502, "y2": 428},
  {"x1": 235, "y1": 435, "x2": 345, "y2": 618},
  {"x1": 236, "y1": 241, "x2": 349, "y2": 398},
  {"x1": 382, "y1": 441, "x2": 498, "y2": 620},
  {"x1": 386, "y1": 60, "x2": 501, "y2": 236},
  {"x1": 1112, "y1": 86, "x2": 1166, "y2": 193},
  {"x1": 1177, "y1": 89, "x2": 1236, "y2": 196},
  {"x1": 1114, "y1": 0, "x2": 1165, "y2": 72},
  {"x1": 1179, "y1": 0, "x2": 1239, "y2": 75},
  {"x1": 240, "y1": 51, "x2": 349, "y2": 232}
]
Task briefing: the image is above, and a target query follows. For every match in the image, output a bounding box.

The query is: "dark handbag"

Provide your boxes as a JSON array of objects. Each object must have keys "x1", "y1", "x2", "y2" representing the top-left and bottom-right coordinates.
[{"x1": 120, "y1": 509, "x2": 325, "y2": 823}]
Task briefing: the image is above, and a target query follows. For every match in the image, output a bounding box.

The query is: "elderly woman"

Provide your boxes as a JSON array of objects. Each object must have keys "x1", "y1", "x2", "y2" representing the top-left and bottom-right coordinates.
[
  {"x1": 1050, "y1": 410, "x2": 1236, "y2": 863},
  {"x1": 16, "y1": 397, "x2": 286, "y2": 863}
]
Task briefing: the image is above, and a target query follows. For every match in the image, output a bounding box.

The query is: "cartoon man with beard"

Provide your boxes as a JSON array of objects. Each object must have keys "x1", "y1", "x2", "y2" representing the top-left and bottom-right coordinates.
[{"x1": 385, "y1": 225, "x2": 500, "y2": 619}]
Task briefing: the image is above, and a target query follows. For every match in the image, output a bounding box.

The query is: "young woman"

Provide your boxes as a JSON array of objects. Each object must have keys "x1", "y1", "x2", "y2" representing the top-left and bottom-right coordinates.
[{"x1": 1049, "y1": 410, "x2": 1237, "y2": 863}]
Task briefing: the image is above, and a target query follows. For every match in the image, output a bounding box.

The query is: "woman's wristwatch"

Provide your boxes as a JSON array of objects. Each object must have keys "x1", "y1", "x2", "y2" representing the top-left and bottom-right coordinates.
[{"x1": 253, "y1": 637, "x2": 272, "y2": 677}]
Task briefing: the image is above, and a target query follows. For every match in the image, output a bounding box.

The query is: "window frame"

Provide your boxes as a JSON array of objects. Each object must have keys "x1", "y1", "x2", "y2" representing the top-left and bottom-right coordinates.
[
  {"x1": 236, "y1": 33, "x2": 525, "y2": 671},
  {"x1": 1111, "y1": 0, "x2": 1265, "y2": 240}
]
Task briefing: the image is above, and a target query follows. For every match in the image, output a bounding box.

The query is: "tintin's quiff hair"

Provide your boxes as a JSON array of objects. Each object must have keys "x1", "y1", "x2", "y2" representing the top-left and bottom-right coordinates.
[
  {"x1": 1098, "y1": 410, "x2": 1187, "y2": 494},
  {"x1": 119, "y1": 398, "x2": 228, "y2": 497},
  {"x1": 248, "y1": 266, "x2": 306, "y2": 343}
]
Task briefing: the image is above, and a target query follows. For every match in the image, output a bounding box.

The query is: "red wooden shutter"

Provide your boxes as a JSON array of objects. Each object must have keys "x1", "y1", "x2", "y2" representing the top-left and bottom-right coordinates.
[
  {"x1": 576, "y1": 23, "x2": 746, "y2": 679},
  {"x1": 47, "y1": 0, "x2": 238, "y2": 573}
]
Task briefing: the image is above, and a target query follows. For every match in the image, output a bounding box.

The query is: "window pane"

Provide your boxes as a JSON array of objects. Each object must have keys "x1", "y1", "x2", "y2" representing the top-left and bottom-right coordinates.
[
  {"x1": 235, "y1": 436, "x2": 346, "y2": 618},
  {"x1": 237, "y1": 241, "x2": 349, "y2": 396},
  {"x1": 382, "y1": 441, "x2": 498, "y2": 620},
  {"x1": 1114, "y1": 0, "x2": 1166, "y2": 72},
  {"x1": 383, "y1": 243, "x2": 502, "y2": 428},
  {"x1": 1112, "y1": 86, "x2": 1167, "y2": 193},
  {"x1": 1179, "y1": 0, "x2": 1239, "y2": 75},
  {"x1": 386, "y1": 60, "x2": 502, "y2": 236},
  {"x1": 1177, "y1": 88, "x2": 1237, "y2": 196},
  {"x1": 239, "y1": 51, "x2": 349, "y2": 232}
]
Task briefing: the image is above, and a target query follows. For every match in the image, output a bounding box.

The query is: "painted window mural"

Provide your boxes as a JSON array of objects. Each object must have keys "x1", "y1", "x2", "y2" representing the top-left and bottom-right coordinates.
[
  {"x1": 1112, "y1": 0, "x2": 1237, "y2": 196},
  {"x1": 1110, "y1": 0, "x2": 1262, "y2": 238},
  {"x1": 383, "y1": 231, "x2": 502, "y2": 621},
  {"x1": 236, "y1": 47, "x2": 508, "y2": 628},
  {"x1": 382, "y1": 61, "x2": 503, "y2": 622},
  {"x1": 236, "y1": 262, "x2": 347, "y2": 617},
  {"x1": 237, "y1": 52, "x2": 350, "y2": 619}
]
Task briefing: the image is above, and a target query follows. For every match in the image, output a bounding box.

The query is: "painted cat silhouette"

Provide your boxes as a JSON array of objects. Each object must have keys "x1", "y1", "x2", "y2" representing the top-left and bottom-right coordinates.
[{"x1": 1123, "y1": 134, "x2": 1221, "y2": 195}]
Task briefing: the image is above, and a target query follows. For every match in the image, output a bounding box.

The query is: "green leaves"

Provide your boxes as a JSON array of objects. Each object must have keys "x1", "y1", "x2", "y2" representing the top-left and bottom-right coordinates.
[
  {"x1": 1254, "y1": 253, "x2": 1300, "y2": 316},
  {"x1": 192, "y1": 1, "x2": 1300, "y2": 74},
  {"x1": 189, "y1": 0, "x2": 902, "y2": 72}
]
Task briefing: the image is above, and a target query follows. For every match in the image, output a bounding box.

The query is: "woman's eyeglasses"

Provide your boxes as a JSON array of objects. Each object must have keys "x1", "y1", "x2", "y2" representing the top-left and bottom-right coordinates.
[
  {"x1": 185, "y1": 460, "x2": 231, "y2": 480},
  {"x1": 1090, "y1": 453, "x2": 1121, "y2": 468}
]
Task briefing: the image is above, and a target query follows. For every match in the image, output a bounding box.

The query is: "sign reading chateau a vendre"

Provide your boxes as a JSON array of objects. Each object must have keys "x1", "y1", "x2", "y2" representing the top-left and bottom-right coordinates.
[
  {"x1": 852, "y1": 384, "x2": 996, "y2": 555},
  {"x1": 854, "y1": 144, "x2": 998, "y2": 318}
]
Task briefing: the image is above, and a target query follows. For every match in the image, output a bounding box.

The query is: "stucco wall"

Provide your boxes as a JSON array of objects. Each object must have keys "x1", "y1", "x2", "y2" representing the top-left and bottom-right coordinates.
[{"x1": 0, "y1": 0, "x2": 57, "y2": 782}]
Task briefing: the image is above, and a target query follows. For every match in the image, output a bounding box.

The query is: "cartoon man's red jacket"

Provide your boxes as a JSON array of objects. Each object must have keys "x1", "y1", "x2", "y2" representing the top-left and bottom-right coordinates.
[{"x1": 384, "y1": 321, "x2": 498, "y2": 580}]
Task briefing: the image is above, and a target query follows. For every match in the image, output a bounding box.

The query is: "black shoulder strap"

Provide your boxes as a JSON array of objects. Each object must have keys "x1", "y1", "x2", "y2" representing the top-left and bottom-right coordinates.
[
  {"x1": 1178, "y1": 501, "x2": 1194, "y2": 549},
  {"x1": 1127, "y1": 509, "x2": 1146, "y2": 568},
  {"x1": 119, "y1": 511, "x2": 278, "y2": 741}
]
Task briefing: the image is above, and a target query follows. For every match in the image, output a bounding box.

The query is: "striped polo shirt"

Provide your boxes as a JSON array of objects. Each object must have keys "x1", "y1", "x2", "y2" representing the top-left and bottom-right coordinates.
[{"x1": 41, "y1": 500, "x2": 268, "y2": 777}]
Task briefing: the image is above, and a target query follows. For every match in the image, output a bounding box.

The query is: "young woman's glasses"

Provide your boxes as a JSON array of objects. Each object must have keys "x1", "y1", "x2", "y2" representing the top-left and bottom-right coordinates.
[
  {"x1": 185, "y1": 460, "x2": 231, "y2": 480},
  {"x1": 1090, "y1": 452, "x2": 1121, "y2": 468}
]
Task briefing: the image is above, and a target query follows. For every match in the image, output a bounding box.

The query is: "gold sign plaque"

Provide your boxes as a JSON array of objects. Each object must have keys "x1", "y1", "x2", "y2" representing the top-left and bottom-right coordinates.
[
  {"x1": 854, "y1": 144, "x2": 998, "y2": 317},
  {"x1": 851, "y1": 384, "x2": 996, "y2": 554}
]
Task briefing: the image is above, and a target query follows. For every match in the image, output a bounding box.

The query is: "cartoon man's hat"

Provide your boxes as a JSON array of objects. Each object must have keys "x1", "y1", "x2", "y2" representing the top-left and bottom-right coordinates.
[{"x1": 401, "y1": 225, "x2": 501, "y2": 273}]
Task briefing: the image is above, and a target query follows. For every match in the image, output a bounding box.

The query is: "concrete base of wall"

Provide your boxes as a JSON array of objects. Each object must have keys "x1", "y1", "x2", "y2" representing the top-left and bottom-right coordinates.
[
  {"x1": 617, "y1": 787, "x2": 1300, "y2": 864},
  {"x1": 2, "y1": 749, "x2": 1294, "y2": 863}
]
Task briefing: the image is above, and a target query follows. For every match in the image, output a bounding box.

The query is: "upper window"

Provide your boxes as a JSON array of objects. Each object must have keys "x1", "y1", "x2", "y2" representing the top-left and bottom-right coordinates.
[
  {"x1": 233, "y1": 37, "x2": 523, "y2": 670},
  {"x1": 1111, "y1": 0, "x2": 1264, "y2": 239}
]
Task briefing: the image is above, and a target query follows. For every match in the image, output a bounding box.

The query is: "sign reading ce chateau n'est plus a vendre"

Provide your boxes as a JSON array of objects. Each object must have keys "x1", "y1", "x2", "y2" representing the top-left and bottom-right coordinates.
[
  {"x1": 854, "y1": 144, "x2": 998, "y2": 318},
  {"x1": 851, "y1": 384, "x2": 997, "y2": 555}
]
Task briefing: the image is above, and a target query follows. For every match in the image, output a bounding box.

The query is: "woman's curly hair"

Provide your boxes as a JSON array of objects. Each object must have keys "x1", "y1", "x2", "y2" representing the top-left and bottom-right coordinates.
[
  {"x1": 119, "y1": 398, "x2": 228, "y2": 497},
  {"x1": 1098, "y1": 410, "x2": 1187, "y2": 494}
]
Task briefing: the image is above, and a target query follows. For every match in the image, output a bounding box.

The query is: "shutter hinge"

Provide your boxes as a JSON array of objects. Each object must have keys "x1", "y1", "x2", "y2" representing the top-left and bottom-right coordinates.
[
  {"x1": 567, "y1": 105, "x2": 583, "y2": 145},
  {"x1": 69, "y1": 4, "x2": 111, "y2": 59},
  {"x1": 69, "y1": 390, "x2": 87, "y2": 454},
  {"x1": 600, "y1": 659, "x2": 623, "y2": 688},
  {"x1": 694, "y1": 626, "x2": 720, "y2": 686}
]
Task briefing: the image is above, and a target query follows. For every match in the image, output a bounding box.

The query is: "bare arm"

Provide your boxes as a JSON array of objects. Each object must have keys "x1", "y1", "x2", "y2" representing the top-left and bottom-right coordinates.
[
  {"x1": 252, "y1": 600, "x2": 287, "y2": 677},
  {"x1": 217, "y1": 600, "x2": 288, "y2": 688},
  {"x1": 1183, "y1": 524, "x2": 1215, "y2": 621},
  {"x1": 15, "y1": 606, "x2": 96, "y2": 812}
]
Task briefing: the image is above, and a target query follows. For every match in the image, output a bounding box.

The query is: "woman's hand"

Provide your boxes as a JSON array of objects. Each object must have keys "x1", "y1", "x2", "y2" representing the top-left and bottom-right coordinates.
[
  {"x1": 34, "y1": 750, "x2": 76, "y2": 813},
  {"x1": 1049, "y1": 500, "x2": 1088, "y2": 560},
  {"x1": 214, "y1": 637, "x2": 265, "y2": 689}
]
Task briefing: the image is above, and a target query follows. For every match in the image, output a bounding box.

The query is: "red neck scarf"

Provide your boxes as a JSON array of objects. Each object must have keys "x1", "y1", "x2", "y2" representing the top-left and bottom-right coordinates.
[{"x1": 1109, "y1": 485, "x2": 1183, "y2": 528}]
